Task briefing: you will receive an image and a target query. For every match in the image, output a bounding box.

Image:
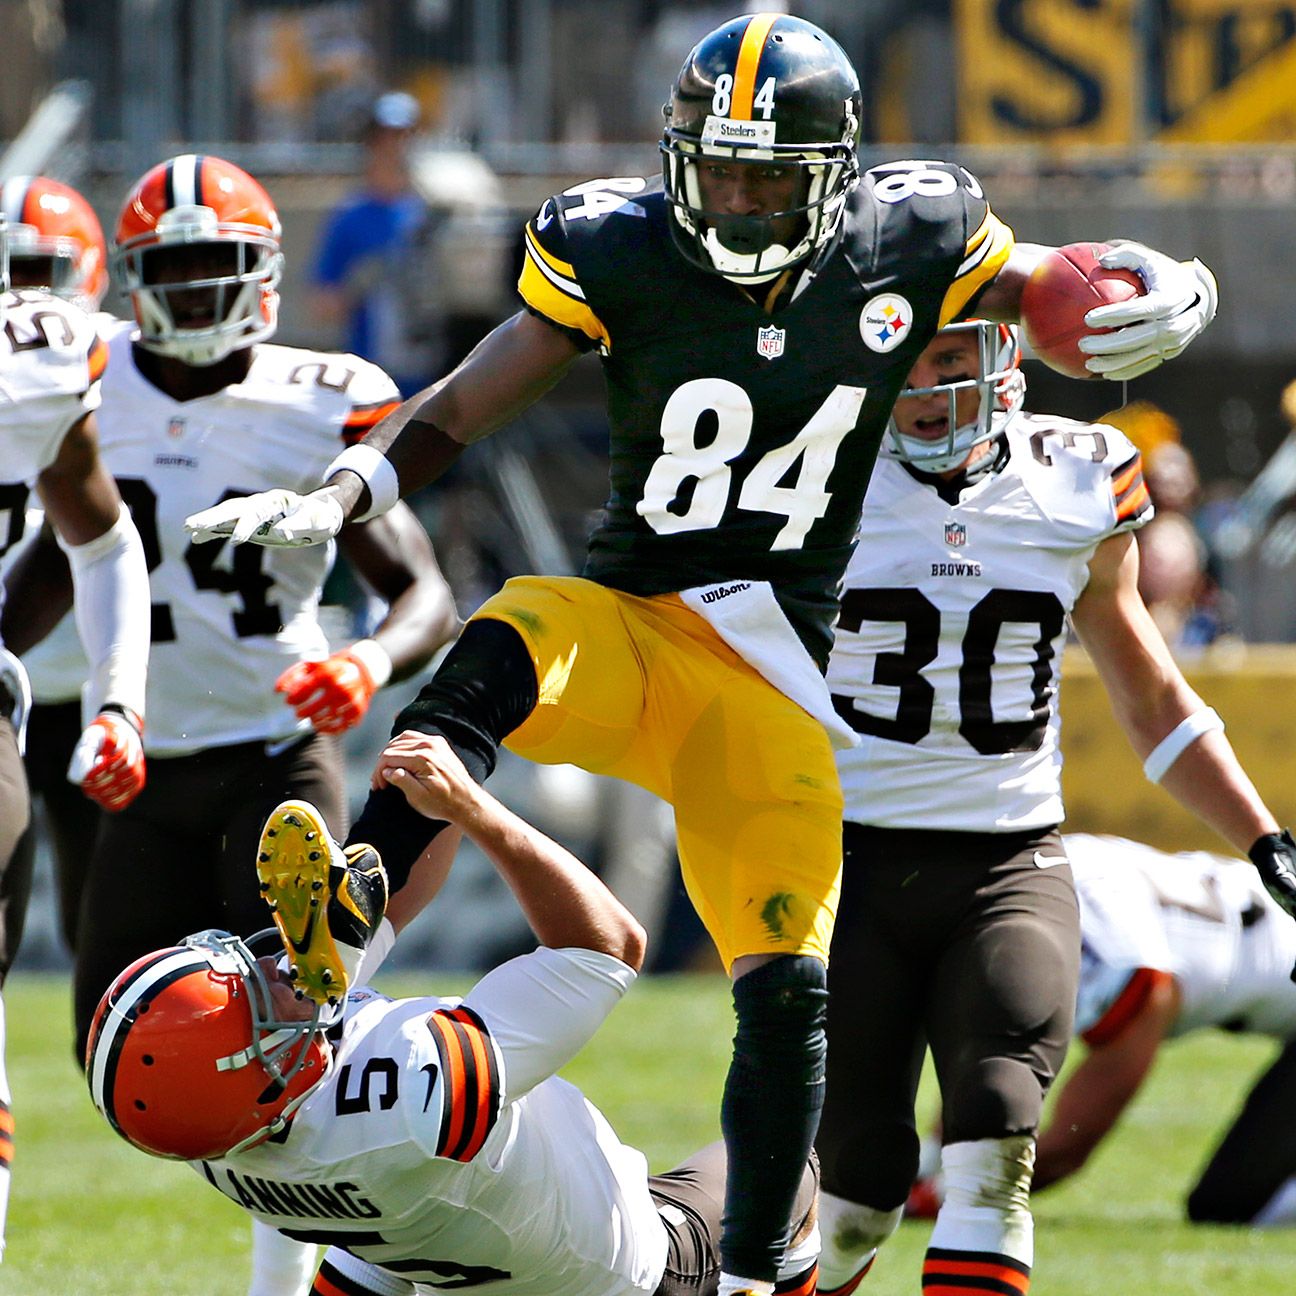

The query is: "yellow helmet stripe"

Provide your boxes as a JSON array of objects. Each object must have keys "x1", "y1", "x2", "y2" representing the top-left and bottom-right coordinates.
[{"x1": 730, "y1": 13, "x2": 780, "y2": 121}]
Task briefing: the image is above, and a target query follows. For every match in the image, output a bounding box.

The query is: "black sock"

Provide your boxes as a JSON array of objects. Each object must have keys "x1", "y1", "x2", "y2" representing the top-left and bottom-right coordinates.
[
  {"x1": 346, "y1": 618, "x2": 538, "y2": 888},
  {"x1": 720, "y1": 956, "x2": 829, "y2": 1282}
]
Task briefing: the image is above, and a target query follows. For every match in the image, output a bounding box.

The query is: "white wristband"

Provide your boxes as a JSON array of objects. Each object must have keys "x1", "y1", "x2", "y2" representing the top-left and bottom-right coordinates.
[
  {"x1": 324, "y1": 443, "x2": 400, "y2": 522},
  {"x1": 1143, "y1": 707, "x2": 1224, "y2": 783},
  {"x1": 346, "y1": 637, "x2": 393, "y2": 689}
]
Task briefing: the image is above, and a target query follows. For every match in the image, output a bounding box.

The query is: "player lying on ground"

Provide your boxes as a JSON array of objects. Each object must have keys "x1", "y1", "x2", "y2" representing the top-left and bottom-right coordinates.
[
  {"x1": 183, "y1": 16, "x2": 1218, "y2": 1296},
  {"x1": 86, "y1": 737, "x2": 821, "y2": 1296},
  {"x1": 906, "y1": 832, "x2": 1296, "y2": 1226}
]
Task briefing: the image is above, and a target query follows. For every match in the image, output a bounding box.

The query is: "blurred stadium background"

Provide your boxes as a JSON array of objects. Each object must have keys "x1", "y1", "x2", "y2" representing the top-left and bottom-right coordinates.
[{"x1": 7, "y1": 0, "x2": 1296, "y2": 975}]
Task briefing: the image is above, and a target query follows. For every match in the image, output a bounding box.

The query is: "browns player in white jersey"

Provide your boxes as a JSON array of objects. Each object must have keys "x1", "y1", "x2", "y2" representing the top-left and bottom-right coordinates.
[
  {"x1": 86, "y1": 739, "x2": 821, "y2": 1296},
  {"x1": 1, "y1": 175, "x2": 124, "y2": 963},
  {"x1": 0, "y1": 206, "x2": 153, "y2": 1256},
  {"x1": 3, "y1": 157, "x2": 457, "y2": 1295},
  {"x1": 907, "y1": 833, "x2": 1296, "y2": 1226},
  {"x1": 813, "y1": 321, "x2": 1296, "y2": 1294},
  {"x1": 1038, "y1": 833, "x2": 1296, "y2": 1223}
]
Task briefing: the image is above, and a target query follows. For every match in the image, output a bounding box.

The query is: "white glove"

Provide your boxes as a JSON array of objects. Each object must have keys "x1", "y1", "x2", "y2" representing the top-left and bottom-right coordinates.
[
  {"x1": 1078, "y1": 242, "x2": 1218, "y2": 381},
  {"x1": 184, "y1": 489, "x2": 345, "y2": 547}
]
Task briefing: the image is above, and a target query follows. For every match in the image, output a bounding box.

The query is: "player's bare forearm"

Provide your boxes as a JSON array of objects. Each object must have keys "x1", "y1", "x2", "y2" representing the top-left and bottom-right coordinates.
[
  {"x1": 1073, "y1": 534, "x2": 1278, "y2": 853},
  {"x1": 339, "y1": 505, "x2": 461, "y2": 682},
  {"x1": 328, "y1": 311, "x2": 581, "y2": 518},
  {"x1": 1, "y1": 522, "x2": 72, "y2": 654},
  {"x1": 36, "y1": 413, "x2": 123, "y2": 545},
  {"x1": 381, "y1": 734, "x2": 646, "y2": 968},
  {"x1": 386, "y1": 829, "x2": 461, "y2": 934},
  {"x1": 1034, "y1": 976, "x2": 1178, "y2": 1191}
]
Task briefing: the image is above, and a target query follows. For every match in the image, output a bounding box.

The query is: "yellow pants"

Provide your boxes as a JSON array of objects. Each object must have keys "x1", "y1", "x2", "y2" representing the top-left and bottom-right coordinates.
[{"x1": 471, "y1": 575, "x2": 842, "y2": 969}]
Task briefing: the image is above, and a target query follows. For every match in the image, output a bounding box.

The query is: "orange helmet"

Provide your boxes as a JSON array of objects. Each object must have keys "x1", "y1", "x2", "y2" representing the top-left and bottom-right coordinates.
[
  {"x1": 0, "y1": 175, "x2": 108, "y2": 310},
  {"x1": 86, "y1": 930, "x2": 331, "y2": 1161},
  {"x1": 113, "y1": 154, "x2": 283, "y2": 365}
]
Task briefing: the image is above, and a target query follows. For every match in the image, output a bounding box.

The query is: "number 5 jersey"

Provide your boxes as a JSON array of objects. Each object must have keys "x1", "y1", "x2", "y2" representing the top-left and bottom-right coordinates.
[{"x1": 828, "y1": 412, "x2": 1153, "y2": 830}]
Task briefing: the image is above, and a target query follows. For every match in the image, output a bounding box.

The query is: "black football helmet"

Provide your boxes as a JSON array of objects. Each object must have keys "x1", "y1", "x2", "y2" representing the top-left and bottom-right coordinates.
[{"x1": 661, "y1": 13, "x2": 861, "y2": 283}]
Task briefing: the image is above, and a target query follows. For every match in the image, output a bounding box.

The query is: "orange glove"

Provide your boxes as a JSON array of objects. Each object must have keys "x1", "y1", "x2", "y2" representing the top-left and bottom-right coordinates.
[
  {"x1": 276, "y1": 640, "x2": 392, "y2": 735},
  {"x1": 67, "y1": 707, "x2": 146, "y2": 812}
]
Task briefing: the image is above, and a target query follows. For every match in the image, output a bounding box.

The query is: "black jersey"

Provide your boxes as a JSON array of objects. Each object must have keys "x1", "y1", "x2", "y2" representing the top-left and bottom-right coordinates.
[{"x1": 517, "y1": 162, "x2": 1013, "y2": 669}]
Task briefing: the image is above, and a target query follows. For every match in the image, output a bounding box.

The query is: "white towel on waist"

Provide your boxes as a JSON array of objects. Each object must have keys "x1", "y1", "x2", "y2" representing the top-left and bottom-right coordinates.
[{"x1": 680, "y1": 579, "x2": 858, "y2": 751}]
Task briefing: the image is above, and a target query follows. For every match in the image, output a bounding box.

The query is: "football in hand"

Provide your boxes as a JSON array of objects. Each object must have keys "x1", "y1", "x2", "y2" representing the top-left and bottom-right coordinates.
[{"x1": 1020, "y1": 243, "x2": 1145, "y2": 380}]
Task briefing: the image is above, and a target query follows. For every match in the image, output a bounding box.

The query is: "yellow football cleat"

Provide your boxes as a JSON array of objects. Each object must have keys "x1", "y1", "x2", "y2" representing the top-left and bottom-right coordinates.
[{"x1": 256, "y1": 800, "x2": 388, "y2": 1006}]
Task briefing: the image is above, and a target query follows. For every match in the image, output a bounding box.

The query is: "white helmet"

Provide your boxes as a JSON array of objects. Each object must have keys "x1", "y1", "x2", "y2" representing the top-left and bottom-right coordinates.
[{"x1": 884, "y1": 321, "x2": 1025, "y2": 474}]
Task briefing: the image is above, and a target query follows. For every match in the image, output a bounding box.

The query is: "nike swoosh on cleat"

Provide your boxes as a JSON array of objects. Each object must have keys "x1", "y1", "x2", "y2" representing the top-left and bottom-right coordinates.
[
  {"x1": 1033, "y1": 852, "x2": 1068, "y2": 868},
  {"x1": 287, "y1": 907, "x2": 317, "y2": 954}
]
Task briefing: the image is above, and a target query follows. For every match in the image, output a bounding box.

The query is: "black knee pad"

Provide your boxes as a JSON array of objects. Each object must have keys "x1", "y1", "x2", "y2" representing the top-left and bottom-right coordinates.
[
  {"x1": 732, "y1": 955, "x2": 830, "y2": 1061},
  {"x1": 942, "y1": 1057, "x2": 1044, "y2": 1145}
]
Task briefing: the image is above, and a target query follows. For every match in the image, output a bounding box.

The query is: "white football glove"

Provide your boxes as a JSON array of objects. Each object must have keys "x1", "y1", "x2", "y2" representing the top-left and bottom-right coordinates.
[
  {"x1": 184, "y1": 489, "x2": 345, "y2": 547},
  {"x1": 1078, "y1": 241, "x2": 1218, "y2": 381}
]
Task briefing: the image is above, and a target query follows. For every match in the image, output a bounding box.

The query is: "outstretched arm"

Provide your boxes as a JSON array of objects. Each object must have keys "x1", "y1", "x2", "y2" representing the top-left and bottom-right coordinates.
[
  {"x1": 383, "y1": 732, "x2": 646, "y2": 970},
  {"x1": 1034, "y1": 972, "x2": 1180, "y2": 1191},
  {"x1": 187, "y1": 312, "x2": 581, "y2": 546},
  {"x1": 1071, "y1": 533, "x2": 1277, "y2": 854}
]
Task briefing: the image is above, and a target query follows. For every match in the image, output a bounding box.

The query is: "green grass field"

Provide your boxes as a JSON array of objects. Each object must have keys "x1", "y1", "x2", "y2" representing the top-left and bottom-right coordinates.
[{"x1": 4, "y1": 971, "x2": 1296, "y2": 1294}]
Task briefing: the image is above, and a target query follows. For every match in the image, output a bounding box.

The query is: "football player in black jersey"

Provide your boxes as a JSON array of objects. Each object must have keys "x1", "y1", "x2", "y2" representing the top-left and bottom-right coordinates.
[{"x1": 187, "y1": 15, "x2": 1220, "y2": 1296}]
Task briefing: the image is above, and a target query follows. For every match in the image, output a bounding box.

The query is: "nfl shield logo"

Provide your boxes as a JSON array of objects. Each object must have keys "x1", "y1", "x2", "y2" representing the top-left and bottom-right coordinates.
[
  {"x1": 945, "y1": 521, "x2": 967, "y2": 547},
  {"x1": 756, "y1": 325, "x2": 786, "y2": 360},
  {"x1": 167, "y1": 418, "x2": 186, "y2": 439}
]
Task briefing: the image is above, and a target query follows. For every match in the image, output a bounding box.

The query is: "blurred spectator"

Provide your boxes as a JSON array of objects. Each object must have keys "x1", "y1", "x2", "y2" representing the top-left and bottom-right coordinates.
[
  {"x1": 242, "y1": 0, "x2": 376, "y2": 143},
  {"x1": 309, "y1": 90, "x2": 445, "y2": 396},
  {"x1": 1103, "y1": 401, "x2": 1231, "y2": 647}
]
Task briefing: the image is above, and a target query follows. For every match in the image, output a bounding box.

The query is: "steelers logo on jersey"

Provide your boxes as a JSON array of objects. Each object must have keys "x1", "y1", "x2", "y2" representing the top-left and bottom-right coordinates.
[{"x1": 860, "y1": 293, "x2": 913, "y2": 352}]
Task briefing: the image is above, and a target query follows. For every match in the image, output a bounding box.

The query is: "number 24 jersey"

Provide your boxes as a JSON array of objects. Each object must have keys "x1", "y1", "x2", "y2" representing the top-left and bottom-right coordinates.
[
  {"x1": 94, "y1": 319, "x2": 400, "y2": 754},
  {"x1": 828, "y1": 413, "x2": 1152, "y2": 831},
  {"x1": 519, "y1": 163, "x2": 1014, "y2": 669}
]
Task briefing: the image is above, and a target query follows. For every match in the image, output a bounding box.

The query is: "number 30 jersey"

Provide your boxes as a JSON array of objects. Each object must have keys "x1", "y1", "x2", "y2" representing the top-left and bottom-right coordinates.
[
  {"x1": 518, "y1": 164, "x2": 1014, "y2": 669},
  {"x1": 198, "y1": 948, "x2": 668, "y2": 1296},
  {"x1": 828, "y1": 413, "x2": 1152, "y2": 830},
  {"x1": 94, "y1": 319, "x2": 400, "y2": 754}
]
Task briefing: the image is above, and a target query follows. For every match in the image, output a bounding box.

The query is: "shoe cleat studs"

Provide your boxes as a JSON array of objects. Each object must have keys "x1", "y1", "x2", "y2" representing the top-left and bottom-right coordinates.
[
  {"x1": 284, "y1": 814, "x2": 301, "y2": 827},
  {"x1": 308, "y1": 851, "x2": 321, "y2": 862}
]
